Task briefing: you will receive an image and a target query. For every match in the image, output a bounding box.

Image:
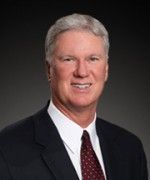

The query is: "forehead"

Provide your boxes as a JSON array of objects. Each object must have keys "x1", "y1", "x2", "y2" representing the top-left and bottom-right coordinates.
[{"x1": 54, "y1": 30, "x2": 105, "y2": 53}]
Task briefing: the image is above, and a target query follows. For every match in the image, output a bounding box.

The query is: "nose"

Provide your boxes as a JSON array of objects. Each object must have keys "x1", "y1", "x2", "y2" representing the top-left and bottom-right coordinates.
[{"x1": 73, "y1": 60, "x2": 89, "y2": 78}]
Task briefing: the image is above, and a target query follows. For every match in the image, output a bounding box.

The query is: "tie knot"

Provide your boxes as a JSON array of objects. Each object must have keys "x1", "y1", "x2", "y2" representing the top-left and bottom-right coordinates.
[
  {"x1": 81, "y1": 130, "x2": 92, "y2": 149},
  {"x1": 82, "y1": 130, "x2": 90, "y2": 141}
]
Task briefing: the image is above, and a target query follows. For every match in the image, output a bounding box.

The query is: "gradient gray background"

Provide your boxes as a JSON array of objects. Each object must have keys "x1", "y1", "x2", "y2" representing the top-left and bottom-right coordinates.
[{"x1": 0, "y1": 0, "x2": 150, "y2": 175}]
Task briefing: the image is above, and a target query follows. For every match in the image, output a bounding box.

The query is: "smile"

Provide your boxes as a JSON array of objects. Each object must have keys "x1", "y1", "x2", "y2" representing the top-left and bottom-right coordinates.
[{"x1": 71, "y1": 83, "x2": 92, "y2": 89}]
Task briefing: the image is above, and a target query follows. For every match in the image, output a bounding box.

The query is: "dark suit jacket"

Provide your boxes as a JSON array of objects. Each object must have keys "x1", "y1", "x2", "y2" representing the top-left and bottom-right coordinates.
[{"x1": 0, "y1": 102, "x2": 148, "y2": 180}]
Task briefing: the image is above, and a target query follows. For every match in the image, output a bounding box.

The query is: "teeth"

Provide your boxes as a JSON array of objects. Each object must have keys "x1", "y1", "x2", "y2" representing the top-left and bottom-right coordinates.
[{"x1": 72, "y1": 83, "x2": 91, "y2": 89}]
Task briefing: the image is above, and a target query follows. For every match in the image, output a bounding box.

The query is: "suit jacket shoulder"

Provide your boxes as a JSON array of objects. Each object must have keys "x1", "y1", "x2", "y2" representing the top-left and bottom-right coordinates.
[
  {"x1": 0, "y1": 104, "x2": 79, "y2": 180},
  {"x1": 96, "y1": 117, "x2": 142, "y2": 145}
]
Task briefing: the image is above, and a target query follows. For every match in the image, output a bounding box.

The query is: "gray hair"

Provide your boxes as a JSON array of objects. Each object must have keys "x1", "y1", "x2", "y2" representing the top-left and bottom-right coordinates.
[{"x1": 45, "y1": 13, "x2": 109, "y2": 63}]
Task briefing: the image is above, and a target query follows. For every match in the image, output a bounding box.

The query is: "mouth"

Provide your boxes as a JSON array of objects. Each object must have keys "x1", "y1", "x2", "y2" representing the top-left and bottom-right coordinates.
[{"x1": 71, "y1": 83, "x2": 92, "y2": 89}]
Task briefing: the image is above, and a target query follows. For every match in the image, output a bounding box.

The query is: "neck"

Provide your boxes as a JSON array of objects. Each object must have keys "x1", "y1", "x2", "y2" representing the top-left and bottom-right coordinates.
[{"x1": 52, "y1": 100, "x2": 96, "y2": 128}]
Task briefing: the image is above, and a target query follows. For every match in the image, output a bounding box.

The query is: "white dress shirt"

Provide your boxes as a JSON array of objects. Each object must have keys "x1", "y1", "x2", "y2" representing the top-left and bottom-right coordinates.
[{"x1": 47, "y1": 100, "x2": 106, "y2": 180}]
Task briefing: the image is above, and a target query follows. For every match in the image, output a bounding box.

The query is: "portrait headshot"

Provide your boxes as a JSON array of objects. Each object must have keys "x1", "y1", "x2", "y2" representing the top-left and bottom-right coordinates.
[{"x1": 0, "y1": 1, "x2": 149, "y2": 179}]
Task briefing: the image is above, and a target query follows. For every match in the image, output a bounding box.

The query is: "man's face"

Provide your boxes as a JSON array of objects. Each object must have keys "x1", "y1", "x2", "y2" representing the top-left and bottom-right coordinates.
[{"x1": 47, "y1": 30, "x2": 108, "y2": 112}]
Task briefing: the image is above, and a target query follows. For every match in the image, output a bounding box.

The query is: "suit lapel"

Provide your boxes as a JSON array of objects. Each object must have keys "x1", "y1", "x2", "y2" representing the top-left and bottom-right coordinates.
[
  {"x1": 41, "y1": 146, "x2": 79, "y2": 180},
  {"x1": 96, "y1": 118, "x2": 127, "y2": 180},
  {"x1": 33, "y1": 107, "x2": 79, "y2": 180}
]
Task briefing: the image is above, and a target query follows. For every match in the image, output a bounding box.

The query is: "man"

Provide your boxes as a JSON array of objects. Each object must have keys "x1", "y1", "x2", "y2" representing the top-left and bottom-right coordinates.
[{"x1": 0, "y1": 13, "x2": 148, "y2": 179}]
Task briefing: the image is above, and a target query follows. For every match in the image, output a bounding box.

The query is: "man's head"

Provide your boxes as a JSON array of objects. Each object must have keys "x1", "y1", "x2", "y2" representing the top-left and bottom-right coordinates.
[{"x1": 45, "y1": 13, "x2": 109, "y2": 116}]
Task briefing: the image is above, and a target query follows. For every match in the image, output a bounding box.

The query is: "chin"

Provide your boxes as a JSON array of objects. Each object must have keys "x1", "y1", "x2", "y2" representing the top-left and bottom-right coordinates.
[{"x1": 70, "y1": 99, "x2": 97, "y2": 109}]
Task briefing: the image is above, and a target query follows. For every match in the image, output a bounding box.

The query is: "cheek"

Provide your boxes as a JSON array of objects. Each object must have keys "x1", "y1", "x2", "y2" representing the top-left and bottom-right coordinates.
[
  {"x1": 95, "y1": 65, "x2": 108, "y2": 81},
  {"x1": 50, "y1": 65, "x2": 72, "y2": 91},
  {"x1": 51, "y1": 65, "x2": 65, "y2": 81}
]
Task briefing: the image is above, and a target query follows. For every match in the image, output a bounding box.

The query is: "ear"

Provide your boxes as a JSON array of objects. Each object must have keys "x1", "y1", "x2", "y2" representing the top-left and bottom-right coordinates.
[
  {"x1": 104, "y1": 63, "x2": 109, "y2": 82},
  {"x1": 45, "y1": 61, "x2": 51, "y2": 82}
]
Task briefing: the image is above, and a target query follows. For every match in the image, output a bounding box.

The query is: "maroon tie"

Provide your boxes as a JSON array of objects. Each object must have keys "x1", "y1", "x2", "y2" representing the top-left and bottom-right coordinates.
[{"x1": 80, "y1": 130, "x2": 105, "y2": 180}]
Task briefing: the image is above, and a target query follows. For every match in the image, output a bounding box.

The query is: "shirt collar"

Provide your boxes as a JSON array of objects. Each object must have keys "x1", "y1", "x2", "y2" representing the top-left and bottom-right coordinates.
[{"x1": 47, "y1": 100, "x2": 97, "y2": 154}]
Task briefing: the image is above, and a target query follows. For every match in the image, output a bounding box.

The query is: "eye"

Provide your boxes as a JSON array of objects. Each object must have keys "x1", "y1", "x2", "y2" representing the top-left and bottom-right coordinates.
[
  {"x1": 89, "y1": 56, "x2": 100, "y2": 62},
  {"x1": 62, "y1": 56, "x2": 75, "y2": 62},
  {"x1": 64, "y1": 57, "x2": 73, "y2": 62}
]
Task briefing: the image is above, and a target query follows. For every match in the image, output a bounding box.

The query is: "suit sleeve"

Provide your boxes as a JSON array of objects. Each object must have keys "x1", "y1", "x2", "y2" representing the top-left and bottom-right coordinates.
[{"x1": 0, "y1": 149, "x2": 11, "y2": 180}]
